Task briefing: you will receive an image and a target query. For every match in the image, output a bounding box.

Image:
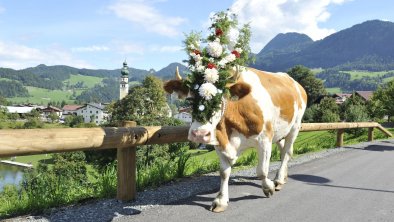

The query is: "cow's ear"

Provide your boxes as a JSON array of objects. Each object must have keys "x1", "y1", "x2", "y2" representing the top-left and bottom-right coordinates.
[
  {"x1": 229, "y1": 82, "x2": 251, "y2": 99},
  {"x1": 163, "y1": 80, "x2": 189, "y2": 99}
]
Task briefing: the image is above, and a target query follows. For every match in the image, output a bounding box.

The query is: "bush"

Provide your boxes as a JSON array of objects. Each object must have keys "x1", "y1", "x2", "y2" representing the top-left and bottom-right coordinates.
[
  {"x1": 23, "y1": 118, "x2": 44, "y2": 129},
  {"x1": 343, "y1": 104, "x2": 370, "y2": 136}
]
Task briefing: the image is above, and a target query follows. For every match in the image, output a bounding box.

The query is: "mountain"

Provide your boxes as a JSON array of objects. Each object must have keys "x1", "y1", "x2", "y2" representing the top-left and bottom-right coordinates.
[
  {"x1": 155, "y1": 62, "x2": 188, "y2": 80},
  {"x1": 259, "y1": 32, "x2": 313, "y2": 54},
  {"x1": 252, "y1": 20, "x2": 394, "y2": 72}
]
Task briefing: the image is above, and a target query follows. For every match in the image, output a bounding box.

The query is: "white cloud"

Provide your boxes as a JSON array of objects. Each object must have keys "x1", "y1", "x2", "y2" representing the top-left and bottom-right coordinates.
[
  {"x1": 0, "y1": 41, "x2": 92, "y2": 69},
  {"x1": 71, "y1": 45, "x2": 110, "y2": 52},
  {"x1": 108, "y1": 0, "x2": 186, "y2": 37},
  {"x1": 230, "y1": 0, "x2": 350, "y2": 52},
  {"x1": 149, "y1": 45, "x2": 182, "y2": 53}
]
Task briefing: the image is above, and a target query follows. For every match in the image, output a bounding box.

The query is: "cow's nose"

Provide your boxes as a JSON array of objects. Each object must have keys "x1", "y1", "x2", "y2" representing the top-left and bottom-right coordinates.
[{"x1": 192, "y1": 129, "x2": 210, "y2": 138}]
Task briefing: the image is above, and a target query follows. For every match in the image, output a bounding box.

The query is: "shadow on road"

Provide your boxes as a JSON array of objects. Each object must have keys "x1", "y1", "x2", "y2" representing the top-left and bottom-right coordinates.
[
  {"x1": 308, "y1": 183, "x2": 394, "y2": 194},
  {"x1": 363, "y1": 144, "x2": 394, "y2": 151},
  {"x1": 289, "y1": 174, "x2": 331, "y2": 184},
  {"x1": 170, "y1": 176, "x2": 265, "y2": 211}
]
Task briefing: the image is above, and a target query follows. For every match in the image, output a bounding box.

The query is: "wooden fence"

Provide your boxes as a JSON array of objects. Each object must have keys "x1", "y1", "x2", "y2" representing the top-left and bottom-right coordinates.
[{"x1": 0, "y1": 122, "x2": 392, "y2": 201}]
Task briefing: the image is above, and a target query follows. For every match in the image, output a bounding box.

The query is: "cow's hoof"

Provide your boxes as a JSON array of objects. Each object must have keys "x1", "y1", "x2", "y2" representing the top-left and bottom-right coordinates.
[
  {"x1": 274, "y1": 181, "x2": 284, "y2": 191},
  {"x1": 263, "y1": 188, "x2": 274, "y2": 197},
  {"x1": 210, "y1": 200, "x2": 228, "y2": 213}
]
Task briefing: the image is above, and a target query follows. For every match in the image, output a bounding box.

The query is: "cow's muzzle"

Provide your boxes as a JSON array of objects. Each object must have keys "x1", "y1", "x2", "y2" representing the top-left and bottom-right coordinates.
[{"x1": 188, "y1": 129, "x2": 211, "y2": 143}]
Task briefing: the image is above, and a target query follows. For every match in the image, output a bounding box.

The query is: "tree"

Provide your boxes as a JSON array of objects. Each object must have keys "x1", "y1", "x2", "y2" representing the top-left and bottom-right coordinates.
[
  {"x1": 304, "y1": 97, "x2": 340, "y2": 123},
  {"x1": 287, "y1": 65, "x2": 326, "y2": 107},
  {"x1": 0, "y1": 96, "x2": 9, "y2": 105},
  {"x1": 86, "y1": 75, "x2": 185, "y2": 170},
  {"x1": 48, "y1": 112, "x2": 59, "y2": 123},
  {"x1": 110, "y1": 75, "x2": 169, "y2": 125},
  {"x1": 371, "y1": 80, "x2": 394, "y2": 122},
  {"x1": 64, "y1": 115, "x2": 84, "y2": 127}
]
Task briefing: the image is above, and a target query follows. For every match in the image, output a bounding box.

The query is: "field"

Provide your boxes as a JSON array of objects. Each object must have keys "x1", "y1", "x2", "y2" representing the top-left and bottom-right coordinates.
[
  {"x1": 65, "y1": 74, "x2": 104, "y2": 88},
  {"x1": 7, "y1": 86, "x2": 79, "y2": 104},
  {"x1": 325, "y1": 87, "x2": 342, "y2": 94},
  {"x1": 6, "y1": 75, "x2": 104, "y2": 105},
  {"x1": 341, "y1": 70, "x2": 394, "y2": 80}
]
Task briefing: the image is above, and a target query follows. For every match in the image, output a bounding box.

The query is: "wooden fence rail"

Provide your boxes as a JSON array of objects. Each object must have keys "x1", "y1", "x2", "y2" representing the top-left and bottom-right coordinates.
[{"x1": 0, "y1": 122, "x2": 392, "y2": 201}]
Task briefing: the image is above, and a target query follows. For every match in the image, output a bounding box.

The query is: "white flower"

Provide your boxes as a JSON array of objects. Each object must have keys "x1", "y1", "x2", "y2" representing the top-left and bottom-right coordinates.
[
  {"x1": 196, "y1": 64, "x2": 205, "y2": 72},
  {"x1": 218, "y1": 59, "x2": 228, "y2": 68},
  {"x1": 194, "y1": 84, "x2": 200, "y2": 90},
  {"x1": 206, "y1": 41, "x2": 223, "y2": 58},
  {"x1": 204, "y1": 68, "x2": 219, "y2": 83},
  {"x1": 209, "y1": 57, "x2": 215, "y2": 63},
  {"x1": 227, "y1": 27, "x2": 239, "y2": 50},
  {"x1": 218, "y1": 89, "x2": 223, "y2": 94},
  {"x1": 235, "y1": 47, "x2": 243, "y2": 53},
  {"x1": 199, "y1": 83, "x2": 218, "y2": 100},
  {"x1": 189, "y1": 66, "x2": 195, "y2": 72},
  {"x1": 192, "y1": 53, "x2": 202, "y2": 62},
  {"x1": 225, "y1": 53, "x2": 236, "y2": 63},
  {"x1": 198, "y1": 105, "x2": 205, "y2": 111}
]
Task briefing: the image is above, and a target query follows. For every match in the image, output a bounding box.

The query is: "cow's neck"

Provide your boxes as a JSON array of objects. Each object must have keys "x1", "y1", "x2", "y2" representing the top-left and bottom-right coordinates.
[{"x1": 215, "y1": 95, "x2": 264, "y2": 149}]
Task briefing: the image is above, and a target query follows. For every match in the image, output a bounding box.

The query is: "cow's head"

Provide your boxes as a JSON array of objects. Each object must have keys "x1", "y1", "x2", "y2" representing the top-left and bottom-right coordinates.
[{"x1": 164, "y1": 68, "x2": 251, "y2": 145}]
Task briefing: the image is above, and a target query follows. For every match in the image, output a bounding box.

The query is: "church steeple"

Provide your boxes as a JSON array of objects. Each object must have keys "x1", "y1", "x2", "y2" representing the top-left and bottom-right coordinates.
[{"x1": 119, "y1": 60, "x2": 129, "y2": 100}]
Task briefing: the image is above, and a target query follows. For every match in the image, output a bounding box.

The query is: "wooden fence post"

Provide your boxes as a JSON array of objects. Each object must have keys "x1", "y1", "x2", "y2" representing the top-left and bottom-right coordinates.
[
  {"x1": 336, "y1": 129, "x2": 344, "y2": 147},
  {"x1": 368, "y1": 127, "x2": 374, "y2": 141},
  {"x1": 117, "y1": 121, "x2": 137, "y2": 201}
]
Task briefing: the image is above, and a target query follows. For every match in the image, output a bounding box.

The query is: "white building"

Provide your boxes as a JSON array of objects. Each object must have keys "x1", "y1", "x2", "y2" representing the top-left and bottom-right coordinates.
[
  {"x1": 76, "y1": 103, "x2": 108, "y2": 125},
  {"x1": 174, "y1": 112, "x2": 192, "y2": 123}
]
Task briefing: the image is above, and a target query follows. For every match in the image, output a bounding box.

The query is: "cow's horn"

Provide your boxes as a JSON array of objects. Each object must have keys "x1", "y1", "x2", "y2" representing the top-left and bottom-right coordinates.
[
  {"x1": 228, "y1": 65, "x2": 240, "y2": 82},
  {"x1": 175, "y1": 66, "x2": 182, "y2": 80}
]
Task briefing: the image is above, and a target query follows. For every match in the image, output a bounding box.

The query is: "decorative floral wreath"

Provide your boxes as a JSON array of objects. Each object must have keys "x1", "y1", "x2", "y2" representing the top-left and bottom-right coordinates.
[{"x1": 183, "y1": 11, "x2": 252, "y2": 123}]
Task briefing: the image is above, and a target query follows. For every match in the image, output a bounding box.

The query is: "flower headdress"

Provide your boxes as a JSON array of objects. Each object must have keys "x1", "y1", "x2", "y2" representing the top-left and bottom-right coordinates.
[{"x1": 183, "y1": 11, "x2": 252, "y2": 123}]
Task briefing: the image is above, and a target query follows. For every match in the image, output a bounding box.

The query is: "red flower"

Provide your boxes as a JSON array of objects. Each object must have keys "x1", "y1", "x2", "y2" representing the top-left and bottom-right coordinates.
[
  {"x1": 215, "y1": 28, "x2": 223, "y2": 36},
  {"x1": 193, "y1": 49, "x2": 201, "y2": 55},
  {"x1": 207, "y1": 63, "x2": 216, "y2": 69},
  {"x1": 232, "y1": 50, "x2": 241, "y2": 58}
]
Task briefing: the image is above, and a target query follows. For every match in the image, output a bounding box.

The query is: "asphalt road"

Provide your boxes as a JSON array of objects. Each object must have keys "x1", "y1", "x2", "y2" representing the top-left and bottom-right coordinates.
[{"x1": 116, "y1": 140, "x2": 394, "y2": 222}]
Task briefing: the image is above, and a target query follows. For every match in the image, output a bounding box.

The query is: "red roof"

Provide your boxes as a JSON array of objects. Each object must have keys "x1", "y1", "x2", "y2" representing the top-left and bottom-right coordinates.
[
  {"x1": 63, "y1": 105, "x2": 83, "y2": 111},
  {"x1": 355, "y1": 91, "x2": 373, "y2": 101}
]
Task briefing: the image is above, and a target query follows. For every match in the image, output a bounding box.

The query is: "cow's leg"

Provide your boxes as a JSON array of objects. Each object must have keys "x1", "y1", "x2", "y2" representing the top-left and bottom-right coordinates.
[
  {"x1": 210, "y1": 149, "x2": 231, "y2": 213},
  {"x1": 256, "y1": 139, "x2": 275, "y2": 197},
  {"x1": 274, "y1": 128, "x2": 299, "y2": 191}
]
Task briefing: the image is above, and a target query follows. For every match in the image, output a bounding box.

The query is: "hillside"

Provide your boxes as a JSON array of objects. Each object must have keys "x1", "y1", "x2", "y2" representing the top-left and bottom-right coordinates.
[
  {"x1": 252, "y1": 20, "x2": 394, "y2": 72},
  {"x1": 0, "y1": 62, "x2": 188, "y2": 104}
]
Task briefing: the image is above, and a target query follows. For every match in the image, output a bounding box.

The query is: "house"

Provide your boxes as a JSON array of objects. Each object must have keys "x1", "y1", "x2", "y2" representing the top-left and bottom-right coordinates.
[
  {"x1": 174, "y1": 112, "x2": 192, "y2": 123},
  {"x1": 62, "y1": 105, "x2": 83, "y2": 117},
  {"x1": 2, "y1": 106, "x2": 36, "y2": 115},
  {"x1": 38, "y1": 106, "x2": 62, "y2": 121},
  {"x1": 354, "y1": 91, "x2": 374, "y2": 102},
  {"x1": 172, "y1": 107, "x2": 192, "y2": 123},
  {"x1": 76, "y1": 103, "x2": 108, "y2": 125},
  {"x1": 332, "y1": 93, "x2": 352, "y2": 104}
]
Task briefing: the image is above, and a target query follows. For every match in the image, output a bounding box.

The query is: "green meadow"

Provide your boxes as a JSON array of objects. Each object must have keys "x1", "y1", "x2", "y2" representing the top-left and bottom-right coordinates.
[
  {"x1": 342, "y1": 70, "x2": 394, "y2": 80},
  {"x1": 6, "y1": 74, "x2": 104, "y2": 105},
  {"x1": 65, "y1": 74, "x2": 104, "y2": 88}
]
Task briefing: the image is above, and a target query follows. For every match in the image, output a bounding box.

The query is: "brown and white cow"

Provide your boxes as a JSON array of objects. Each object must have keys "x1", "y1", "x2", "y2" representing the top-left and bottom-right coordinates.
[{"x1": 164, "y1": 67, "x2": 307, "y2": 212}]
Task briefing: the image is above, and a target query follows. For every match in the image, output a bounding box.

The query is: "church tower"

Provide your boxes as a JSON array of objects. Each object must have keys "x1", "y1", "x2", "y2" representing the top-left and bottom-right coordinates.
[{"x1": 119, "y1": 61, "x2": 129, "y2": 100}]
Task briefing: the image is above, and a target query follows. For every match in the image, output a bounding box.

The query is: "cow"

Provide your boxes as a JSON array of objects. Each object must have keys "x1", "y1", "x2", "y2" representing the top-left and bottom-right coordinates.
[{"x1": 164, "y1": 66, "x2": 307, "y2": 212}]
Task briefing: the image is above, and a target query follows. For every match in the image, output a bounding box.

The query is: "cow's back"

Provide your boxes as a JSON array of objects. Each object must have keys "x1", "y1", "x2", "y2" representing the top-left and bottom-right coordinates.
[{"x1": 239, "y1": 67, "x2": 307, "y2": 142}]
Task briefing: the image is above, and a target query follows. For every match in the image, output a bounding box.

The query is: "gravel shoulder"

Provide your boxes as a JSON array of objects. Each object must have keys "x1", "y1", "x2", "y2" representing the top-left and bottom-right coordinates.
[{"x1": 3, "y1": 140, "x2": 390, "y2": 222}]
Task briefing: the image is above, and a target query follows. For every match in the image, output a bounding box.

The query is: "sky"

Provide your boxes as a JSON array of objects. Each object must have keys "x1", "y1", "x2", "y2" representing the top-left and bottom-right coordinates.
[{"x1": 0, "y1": 0, "x2": 393, "y2": 71}]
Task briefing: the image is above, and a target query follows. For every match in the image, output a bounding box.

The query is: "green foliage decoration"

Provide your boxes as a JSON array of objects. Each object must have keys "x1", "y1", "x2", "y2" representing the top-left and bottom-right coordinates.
[{"x1": 182, "y1": 11, "x2": 252, "y2": 123}]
